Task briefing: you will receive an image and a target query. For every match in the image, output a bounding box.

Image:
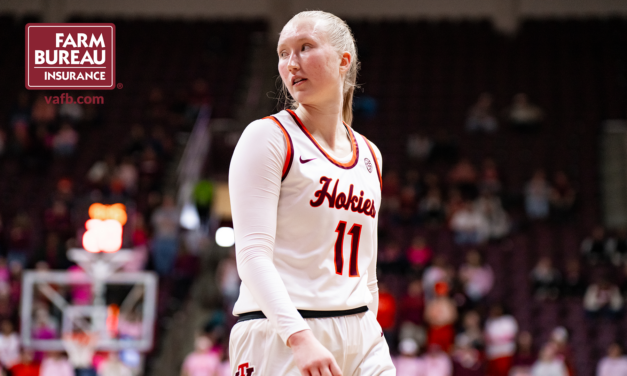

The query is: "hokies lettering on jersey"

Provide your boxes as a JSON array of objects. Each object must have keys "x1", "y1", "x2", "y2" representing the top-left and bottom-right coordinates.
[{"x1": 310, "y1": 176, "x2": 377, "y2": 218}]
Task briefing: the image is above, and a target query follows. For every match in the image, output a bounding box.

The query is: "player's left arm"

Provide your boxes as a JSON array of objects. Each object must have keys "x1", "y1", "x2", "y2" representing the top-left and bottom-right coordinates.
[{"x1": 366, "y1": 141, "x2": 383, "y2": 316}]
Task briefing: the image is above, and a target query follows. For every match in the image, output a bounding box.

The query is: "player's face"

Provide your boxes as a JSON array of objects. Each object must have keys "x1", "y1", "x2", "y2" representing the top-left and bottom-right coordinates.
[{"x1": 277, "y1": 19, "x2": 348, "y2": 108}]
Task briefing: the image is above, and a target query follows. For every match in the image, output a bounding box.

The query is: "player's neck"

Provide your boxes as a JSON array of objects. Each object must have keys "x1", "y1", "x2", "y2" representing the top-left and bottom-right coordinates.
[{"x1": 295, "y1": 103, "x2": 351, "y2": 156}]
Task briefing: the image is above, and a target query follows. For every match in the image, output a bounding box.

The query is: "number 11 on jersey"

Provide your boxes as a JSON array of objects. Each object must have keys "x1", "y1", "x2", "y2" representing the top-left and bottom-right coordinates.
[{"x1": 334, "y1": 221, "x2": 362, "y2": 277}]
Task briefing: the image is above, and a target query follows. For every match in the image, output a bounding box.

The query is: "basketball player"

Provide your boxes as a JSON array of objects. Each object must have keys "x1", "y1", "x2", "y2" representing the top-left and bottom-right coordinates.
[{"x1": 229, "y1": 10, "x2": 396, "y2": 376}]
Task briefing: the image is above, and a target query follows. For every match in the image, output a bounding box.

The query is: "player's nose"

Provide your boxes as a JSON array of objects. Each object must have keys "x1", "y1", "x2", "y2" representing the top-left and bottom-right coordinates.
[{"x1": 287, "y1": 53, "x2": 300, "y2": 73}]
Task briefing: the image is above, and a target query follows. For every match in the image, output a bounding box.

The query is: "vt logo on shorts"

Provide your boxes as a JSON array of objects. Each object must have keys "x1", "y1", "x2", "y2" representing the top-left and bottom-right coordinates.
[{"x1": 235, "y1": 362, "x2": 255, "y2": 376}]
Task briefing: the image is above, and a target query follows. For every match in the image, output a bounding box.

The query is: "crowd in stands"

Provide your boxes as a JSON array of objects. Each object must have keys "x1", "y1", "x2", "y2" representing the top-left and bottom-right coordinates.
[
  {"x1": 0, "y1": 80, "x2": 213, "y2": 375},
  {"x1": 342, "y1": 95, "x2": 627, "y2": 376}
]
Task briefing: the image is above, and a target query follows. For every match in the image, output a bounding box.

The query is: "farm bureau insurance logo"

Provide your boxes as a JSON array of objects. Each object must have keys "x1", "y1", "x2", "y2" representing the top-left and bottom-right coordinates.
[{"x1": 25, "y1": 23, "x2": 116, "y2": 90}]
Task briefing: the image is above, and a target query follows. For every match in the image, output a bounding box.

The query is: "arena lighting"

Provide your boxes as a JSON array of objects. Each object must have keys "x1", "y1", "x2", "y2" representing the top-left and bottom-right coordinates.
[
  {"x1": 215, "y1": 227, "x2": 235, "y2": 247},
  {"x1": 88, "y1": 203, "x2": 127, "y2": 225},
  {"x1": 82, "y1": 219, "x2": 123, "y2": 253}
]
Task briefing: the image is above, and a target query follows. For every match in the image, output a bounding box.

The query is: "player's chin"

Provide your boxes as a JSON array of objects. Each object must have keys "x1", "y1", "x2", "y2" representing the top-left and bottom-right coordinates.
[{"x1": 291, "y1": 90, "x2": 313, "y2": 105}]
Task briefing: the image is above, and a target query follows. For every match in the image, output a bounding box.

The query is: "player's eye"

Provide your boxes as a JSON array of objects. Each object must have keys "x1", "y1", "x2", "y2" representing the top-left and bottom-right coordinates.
[{"x1": 301, "y1": 44, "x2": 311, "y2": 52}]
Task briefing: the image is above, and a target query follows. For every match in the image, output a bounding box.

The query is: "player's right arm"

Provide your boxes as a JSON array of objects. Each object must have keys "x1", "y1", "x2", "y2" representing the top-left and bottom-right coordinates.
[{"x1": 229, "y1": 119, "x2": 342, "y2": 376}]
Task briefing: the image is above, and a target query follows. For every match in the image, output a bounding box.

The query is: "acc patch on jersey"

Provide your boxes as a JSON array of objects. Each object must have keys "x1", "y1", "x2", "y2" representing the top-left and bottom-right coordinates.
[
  {"x1": 364, "y1": 158, "x2": 373, "y2": 173},
  {"x1": 235, "y1": 362, "x2": 255, "y2": 376}
]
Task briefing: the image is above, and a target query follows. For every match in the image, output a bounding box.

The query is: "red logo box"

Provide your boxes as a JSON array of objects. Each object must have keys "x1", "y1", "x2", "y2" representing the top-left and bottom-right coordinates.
[{"x1": 25, "y1": 23, "x2": 116, "y2": 90}]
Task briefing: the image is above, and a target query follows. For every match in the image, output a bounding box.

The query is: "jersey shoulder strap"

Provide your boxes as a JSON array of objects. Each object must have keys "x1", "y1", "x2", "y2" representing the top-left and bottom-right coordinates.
[{"x1": 262, "y1": 115, "x2": 294, "y2": 181}]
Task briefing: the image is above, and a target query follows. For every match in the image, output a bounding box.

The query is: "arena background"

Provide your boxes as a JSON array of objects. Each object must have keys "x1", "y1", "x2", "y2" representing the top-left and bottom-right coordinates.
[{"x1": 1, "y1": 0, "x2": 627, "y2": 375}]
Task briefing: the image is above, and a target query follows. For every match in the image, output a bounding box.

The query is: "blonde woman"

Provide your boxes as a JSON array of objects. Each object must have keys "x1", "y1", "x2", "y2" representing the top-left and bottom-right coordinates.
[{"x1": 229, "y1": 10, "x2": 395, "y2": 376}]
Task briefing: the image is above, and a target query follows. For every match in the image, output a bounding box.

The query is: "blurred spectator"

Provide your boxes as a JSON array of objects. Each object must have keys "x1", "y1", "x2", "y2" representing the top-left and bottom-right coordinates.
[
  {"x1": 7, "y1": 213, "x2": 33, "y2": 267},
  {"x1": 560, "y1": 258, "x2": 587, "y2": 298},
  {"x1": 181, "y1": 334, "x2": 220, "y2": 376},
  {"x1": 524, "y1": 170, "x2": 551, "y2": 220},
  {"x1": 407, "y1": 133, "x2": 433, "y2": 161},
  {"x1": 456, "y1": 310, "x2": 484, "y2": 350},
  {"x1": 52, "y1": 123, "x2": 79, "y2": 156},
  {"x1": 423, "y1": 256, "x2": 449, "y2": 300},
  {"x1": 549, "y1": 171, "x2": 576, "y2": 222},
  {"x1": 530, "y1": 257, "x2": 561, "y2": 301},
  {"x1": 584, "y1": 278, "x2": 623, "y2": 319},
  {"x1": 406, "y1": 236, "x2": 433, "y2": 272},
  {"x1": 419, "y1": 188, "x2": 446, "y2": 226},
  {"x1": 0, "y1": 320, "x2": 19, "y2": 369},
  {"x1": 479, "y1": 158, "x2": 502, "y2": 195},
  {"x1": 86, "y1": 154, "x2": 116, "y2": 188},
  {"x1": 31, "y1": 94, "x2": 57, "y2": 126},
  {"x1": 597, "y1": 342, "x2": 627, "y2": 376},
  {"x1": 510, "y1": 331, "x2": 536, "y2": 376},
  {"x1": 549, "y1": 327, "x2": 575, "y2": 376},
  {"x1": 97, "y1": 352, "x2": 133, "y2": 376},
  {"x1": 425, "y1": 282, "x2": 458, "y2": 352},
  {"x1": 446, "y1": 189, "x2": 465, "y2": 223},
  {"x1": 448, "y1": 158, "x2": 478, "y2": 191},
  {"x1": 394, "y1": 338, "x2": 424, "y2": 376},
  {"x1": 377, "y1": 283, "x2": 398, "y2": 343},
  {"x1": 581, "y1": 226, "x2": 610, "y2": 265},
  {"x1": 530, "y1": 343, "x2": 568, "y2": 376},
  {"x1": 59, "y1": 101, "x2": 84, "y2": 123},
  {"x1": 452, "y1": 334, "x2": 485, "y2": 376},
  {"x1": 485, "y1": 305, "x2": 518, "y2": 376},
  {"x1": 607, "y1": 228, "x2": 627, "y2": 266},
  {"x1": 423, "y1": 343, "x2": 453, "y2": 376},
  {"x1": 150, "y1": 194, "x2": 180, "y2": 276},
  {"x1": 450, "y1": 202, "x2": 489, "y2": 246},
  {"x1": 115, "y1": 156, "x2": 139, "y2": 196},
  {"x1": 466, "y1": 93, "x2": 498, "y2": 133},
  {"x1": 9, "y1": 350, "x2": 39, "y2": 376},
  {"x1": 40, "y1": 351, "x2": 74, "y2": 376},
  {"x1": 474, "y1": 191, "x2": 510, "y2": 240},
  {"x1": 459, "y1": 250, "x2": 494, "y2": 303},
  {"x1": 504, "y1": 93, "x2": 543, "y2": 131},
  {"x1": 399, "y1": 280, "x2": 427, "y2": 348},
  {"x1": 63, "y1": 333, "x2": 97, "y2": 376}
]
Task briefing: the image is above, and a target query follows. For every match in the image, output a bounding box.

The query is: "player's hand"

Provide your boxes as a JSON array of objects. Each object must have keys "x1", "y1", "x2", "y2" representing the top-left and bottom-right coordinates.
[{"x1": 287, "y1": 329, "x2": 343, "y2": 376}]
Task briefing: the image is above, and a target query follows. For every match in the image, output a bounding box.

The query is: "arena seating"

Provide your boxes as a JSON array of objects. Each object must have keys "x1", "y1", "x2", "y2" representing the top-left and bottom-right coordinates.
[{"x1": 349, "y1": 18, "x2": 627, "y2": 376}]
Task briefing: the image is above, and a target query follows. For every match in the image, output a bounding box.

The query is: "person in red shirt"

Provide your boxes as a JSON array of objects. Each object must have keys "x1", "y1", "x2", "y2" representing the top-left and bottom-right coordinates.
[
  {"x1": 377, "y1": 283, "x2": 397, "y2": 343},
  {"x1": 425, "y1": 281, "x2": 458, "y2": 352},
  {"x1": 10, "y1": 350, "x2": 40, "y2": 376}
]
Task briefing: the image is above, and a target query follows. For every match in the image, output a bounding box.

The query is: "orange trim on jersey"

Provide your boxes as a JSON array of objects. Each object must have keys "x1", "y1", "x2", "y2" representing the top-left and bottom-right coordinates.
[
  {"x1": 362, "y1": 135, "x2": 382, "y2": 191},
  {"x1": 263, "y1": 116, "x2": 294, "y2": 181},
  {"x1": 286, "y1": 109, "x2": 359, "y2": 170}
]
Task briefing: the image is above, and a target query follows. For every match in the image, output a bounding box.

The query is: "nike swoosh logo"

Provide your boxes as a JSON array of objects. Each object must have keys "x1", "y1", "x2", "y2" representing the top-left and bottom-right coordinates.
[{"x1": 299, "y1": 156, "x2": 316, "y2": 164}]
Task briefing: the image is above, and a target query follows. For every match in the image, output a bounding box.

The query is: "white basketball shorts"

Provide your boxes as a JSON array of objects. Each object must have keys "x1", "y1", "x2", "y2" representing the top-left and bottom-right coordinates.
[{"x1": 229, "y1": 310, "x2": 396, "y2": 376}]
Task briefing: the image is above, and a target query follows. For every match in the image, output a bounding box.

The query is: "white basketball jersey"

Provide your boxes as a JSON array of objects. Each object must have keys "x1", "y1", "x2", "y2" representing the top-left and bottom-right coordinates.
[{"x1": 233, "y1": 109, "x2": 382, "y2": 315}]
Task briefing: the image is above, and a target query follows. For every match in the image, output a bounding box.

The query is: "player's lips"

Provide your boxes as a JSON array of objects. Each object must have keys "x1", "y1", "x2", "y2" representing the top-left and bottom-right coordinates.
[{"x1": 292, "y1": 77, "x2": 307, "y2": 86}]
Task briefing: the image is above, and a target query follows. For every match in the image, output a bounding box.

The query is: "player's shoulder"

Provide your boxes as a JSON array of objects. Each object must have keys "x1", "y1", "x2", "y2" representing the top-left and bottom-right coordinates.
[{"x1": 244, "y1": 110, "x2": 291, "y2": 131}]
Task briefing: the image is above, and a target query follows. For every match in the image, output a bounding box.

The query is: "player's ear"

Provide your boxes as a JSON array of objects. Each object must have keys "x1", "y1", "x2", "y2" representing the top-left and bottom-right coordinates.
[{"x1": 339, "y1": 51, "x2": 351, "y2": 74}]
